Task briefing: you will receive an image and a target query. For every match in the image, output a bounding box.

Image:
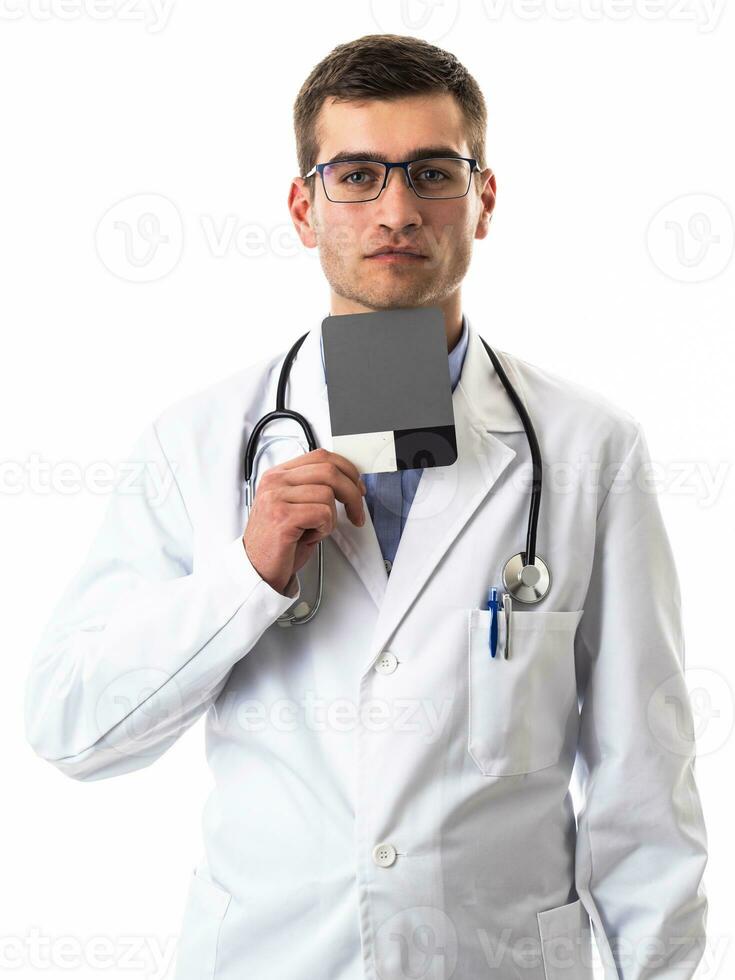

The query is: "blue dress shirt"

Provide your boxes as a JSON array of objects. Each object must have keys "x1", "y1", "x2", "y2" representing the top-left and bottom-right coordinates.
[{"x1": 320, "y1": 314, "x2": 469, "y2": 573}]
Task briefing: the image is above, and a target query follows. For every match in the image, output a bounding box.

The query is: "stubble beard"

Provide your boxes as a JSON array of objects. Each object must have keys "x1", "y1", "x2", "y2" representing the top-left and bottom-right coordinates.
[{"x1": 314, "y1": 221, "x2": 473, "y2": 312}]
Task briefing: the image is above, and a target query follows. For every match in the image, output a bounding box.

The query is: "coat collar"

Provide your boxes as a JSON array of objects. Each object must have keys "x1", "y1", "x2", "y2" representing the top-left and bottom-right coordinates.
[{"x1": 270, "y1": 312, "x2": 528, "y2": 675}]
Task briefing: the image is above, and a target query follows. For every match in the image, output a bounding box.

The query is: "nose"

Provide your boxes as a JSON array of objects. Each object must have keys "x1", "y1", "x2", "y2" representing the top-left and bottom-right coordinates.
[{"x1": 373, "y1": 165, "x2": 423, "y2": 228}]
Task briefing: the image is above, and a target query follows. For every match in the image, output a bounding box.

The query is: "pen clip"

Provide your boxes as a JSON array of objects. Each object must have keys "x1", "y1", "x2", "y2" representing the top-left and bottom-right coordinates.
[{"x1": 502, "y1": 592, "x2": 512, "y2": 659}]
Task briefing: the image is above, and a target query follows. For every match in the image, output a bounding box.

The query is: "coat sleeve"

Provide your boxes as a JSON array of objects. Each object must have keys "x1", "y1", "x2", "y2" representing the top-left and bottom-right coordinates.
[
  {"x1": 24, "y1": 420, "x2": 301, "y2": 782},
  {"x1": 573, "y1": 422, "x2": 709, "y2": 980}
]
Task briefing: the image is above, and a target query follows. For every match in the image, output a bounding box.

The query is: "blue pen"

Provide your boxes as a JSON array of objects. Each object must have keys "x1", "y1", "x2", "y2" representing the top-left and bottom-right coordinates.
[{"x1": 487, "y1": 587, "x2": 499, "y2": 658}]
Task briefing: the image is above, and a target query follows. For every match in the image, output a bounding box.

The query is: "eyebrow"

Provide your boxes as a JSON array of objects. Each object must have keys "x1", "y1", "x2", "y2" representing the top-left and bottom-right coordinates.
[{"x1": 323, "y1": 146, "x2": 467, "y2": 165}]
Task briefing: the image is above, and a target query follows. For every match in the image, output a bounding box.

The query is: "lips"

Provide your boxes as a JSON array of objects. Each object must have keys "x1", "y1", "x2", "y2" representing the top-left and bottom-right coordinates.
[{"x1": 366, "y1": 248, "x2": 427, "y2": 260}]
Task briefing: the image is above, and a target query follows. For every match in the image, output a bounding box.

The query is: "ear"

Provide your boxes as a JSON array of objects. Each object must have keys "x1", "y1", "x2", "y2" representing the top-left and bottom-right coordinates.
[
  {"x1": 474, "y1": 168, "x2": 497, "y2": 241},
  {"x1": 288, "y1": 177, "x2": 318, "y2": 249}
]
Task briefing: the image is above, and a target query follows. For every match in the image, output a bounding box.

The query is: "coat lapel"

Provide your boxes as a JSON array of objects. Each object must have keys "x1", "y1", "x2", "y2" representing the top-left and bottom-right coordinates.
[
  {"x1": 266, "y1": 314, "x2": 530, "y2": 666},
  {"x1": 364, "y1": 318, "x2": 527, "y2": 670}
]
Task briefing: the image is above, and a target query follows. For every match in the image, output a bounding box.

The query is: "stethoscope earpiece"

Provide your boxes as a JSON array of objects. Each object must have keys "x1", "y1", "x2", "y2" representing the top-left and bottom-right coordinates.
[{"x1": 276, "y1": 599, "x2": 313, "y2": 627}]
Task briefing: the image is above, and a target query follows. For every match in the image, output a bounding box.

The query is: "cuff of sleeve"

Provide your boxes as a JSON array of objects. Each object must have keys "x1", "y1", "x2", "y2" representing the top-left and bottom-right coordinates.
[
  {"x1": 222, "y1": 536, "x2": 302, "y2": 611},
  {"x1": 283, "y1": 572, "x2": 300, "y2": 598}
]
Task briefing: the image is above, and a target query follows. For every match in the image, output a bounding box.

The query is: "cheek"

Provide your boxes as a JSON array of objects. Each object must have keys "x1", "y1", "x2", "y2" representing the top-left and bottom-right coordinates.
[
  {"x1": 425, "y1": 207, "x2": 473, "y2": 256},
  {"x1": 319, "y1": 209, "x2": 371, "y2": 257}
]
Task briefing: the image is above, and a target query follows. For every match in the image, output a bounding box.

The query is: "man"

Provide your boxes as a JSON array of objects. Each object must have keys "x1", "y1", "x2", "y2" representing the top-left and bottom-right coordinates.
[{"x1": 25, "y1": 33, "x2": 707, "y2": 980}]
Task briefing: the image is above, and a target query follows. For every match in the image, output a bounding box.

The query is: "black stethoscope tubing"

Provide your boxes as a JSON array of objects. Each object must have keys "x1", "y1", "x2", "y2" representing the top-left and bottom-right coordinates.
[{"x1": 478, "y1": 336, "x2": 541, "y2": 570}]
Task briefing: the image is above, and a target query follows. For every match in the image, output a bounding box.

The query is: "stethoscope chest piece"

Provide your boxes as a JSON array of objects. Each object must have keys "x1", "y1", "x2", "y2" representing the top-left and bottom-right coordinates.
[{"x1": 502, "y1": 552, "x2": 551, "y2": 603}]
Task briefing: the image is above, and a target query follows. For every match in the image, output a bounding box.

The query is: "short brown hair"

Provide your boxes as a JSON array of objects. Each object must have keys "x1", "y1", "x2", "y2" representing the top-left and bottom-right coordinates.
[{"x1": 293, "y1": 34, "x2": 488, "y2": 182}]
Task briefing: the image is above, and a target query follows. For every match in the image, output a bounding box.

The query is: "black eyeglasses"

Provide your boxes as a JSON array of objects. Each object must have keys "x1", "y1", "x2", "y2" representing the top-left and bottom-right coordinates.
[{"x1": 303, "y1": 156, "x2": 481, "y2": 203}]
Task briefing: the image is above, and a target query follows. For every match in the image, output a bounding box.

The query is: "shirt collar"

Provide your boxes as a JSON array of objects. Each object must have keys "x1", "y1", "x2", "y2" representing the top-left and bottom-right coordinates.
[{"x1": 319, "y1": 312, "x2": 469, "y2": 392}]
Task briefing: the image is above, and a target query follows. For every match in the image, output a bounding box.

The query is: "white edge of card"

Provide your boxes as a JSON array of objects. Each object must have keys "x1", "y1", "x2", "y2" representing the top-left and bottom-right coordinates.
[{"x1": 331, "y1": 431, "x2": 397, "y2": 474}]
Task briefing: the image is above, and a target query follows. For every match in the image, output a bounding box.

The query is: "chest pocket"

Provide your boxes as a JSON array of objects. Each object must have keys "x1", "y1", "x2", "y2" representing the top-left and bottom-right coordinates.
[{"x1": 467, "y1": 608, "x2": 584, "y2": 776}]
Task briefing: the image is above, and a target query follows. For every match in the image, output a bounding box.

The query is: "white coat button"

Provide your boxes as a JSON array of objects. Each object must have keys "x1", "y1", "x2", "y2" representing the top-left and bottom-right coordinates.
[
  {"x1": 372, "y1": 842, "x2": 397, "y2": 867},
  {"x1": 374, "y1": 651, "x2": 398, "y2": 675},
  {"x1": 384, "y1": 559, "x2": 392, "y2": 574}
]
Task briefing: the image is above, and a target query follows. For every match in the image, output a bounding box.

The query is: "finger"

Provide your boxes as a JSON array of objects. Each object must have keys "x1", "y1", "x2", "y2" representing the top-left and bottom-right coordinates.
[
  {"x1": 279, "y1": 484, "x2": 338, "y2": 529},
  {"x1": 275, "y1": 461, "x2": 365, "y2": 527},
  {"x1": 279, "y1": 448, "x2": 365, "y2": 494},
  {"x1": 281, "y1": 502, "x2": 336, "y2": 541}
]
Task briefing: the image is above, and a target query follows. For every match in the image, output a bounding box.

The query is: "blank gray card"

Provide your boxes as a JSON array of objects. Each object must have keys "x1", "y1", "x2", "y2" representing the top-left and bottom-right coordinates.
[{"x1": 321, "y1": 307, "x2": 457, "y2": 474}]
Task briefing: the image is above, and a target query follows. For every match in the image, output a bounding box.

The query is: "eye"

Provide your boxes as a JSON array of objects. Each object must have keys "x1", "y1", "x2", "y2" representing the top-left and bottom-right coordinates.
[
  {"x1": 343, "y1": 169, "x2": 374, "y2": 185},
  {"x1": 415, "y1": 168, "x2": 447, "y2": 183}
]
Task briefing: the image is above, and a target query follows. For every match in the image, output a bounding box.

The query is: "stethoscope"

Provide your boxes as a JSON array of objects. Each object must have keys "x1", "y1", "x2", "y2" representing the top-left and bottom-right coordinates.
[{"x1": 244, "y1": 331, "x2": 551, "y2": 627}]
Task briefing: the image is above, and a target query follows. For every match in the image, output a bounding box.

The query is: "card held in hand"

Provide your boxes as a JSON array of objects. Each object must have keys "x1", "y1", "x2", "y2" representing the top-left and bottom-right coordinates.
[{"x1": 321, "y1": 306, "x2": 458, "y2": 475}]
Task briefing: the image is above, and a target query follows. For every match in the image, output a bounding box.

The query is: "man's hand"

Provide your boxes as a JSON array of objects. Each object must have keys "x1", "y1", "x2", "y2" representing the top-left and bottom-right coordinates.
[{"x1": 243, "y1": 447, "x2": 367, "y2": 595}]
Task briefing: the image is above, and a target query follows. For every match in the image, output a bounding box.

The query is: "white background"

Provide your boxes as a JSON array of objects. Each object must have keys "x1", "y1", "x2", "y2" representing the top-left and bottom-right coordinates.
[{"x1": 2, "y1": 1, "x2": 733, "y2": 977}]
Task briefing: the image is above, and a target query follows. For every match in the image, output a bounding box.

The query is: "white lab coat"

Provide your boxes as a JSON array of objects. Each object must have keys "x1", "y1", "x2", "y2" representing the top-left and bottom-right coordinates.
[{"x1": 25, "y1": 315, "x2": 708, "y2": 980}]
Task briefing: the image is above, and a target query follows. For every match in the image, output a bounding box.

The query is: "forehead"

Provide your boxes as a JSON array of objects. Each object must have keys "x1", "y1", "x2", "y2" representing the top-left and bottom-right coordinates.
[{"x1": 314, "y1": 92, "x2": 469, "y2": 160}]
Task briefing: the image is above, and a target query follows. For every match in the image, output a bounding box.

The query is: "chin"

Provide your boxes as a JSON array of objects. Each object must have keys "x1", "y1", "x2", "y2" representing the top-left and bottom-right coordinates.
[{"x1": 357, "y1": 280, "x2": 435, "y2": 309}]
